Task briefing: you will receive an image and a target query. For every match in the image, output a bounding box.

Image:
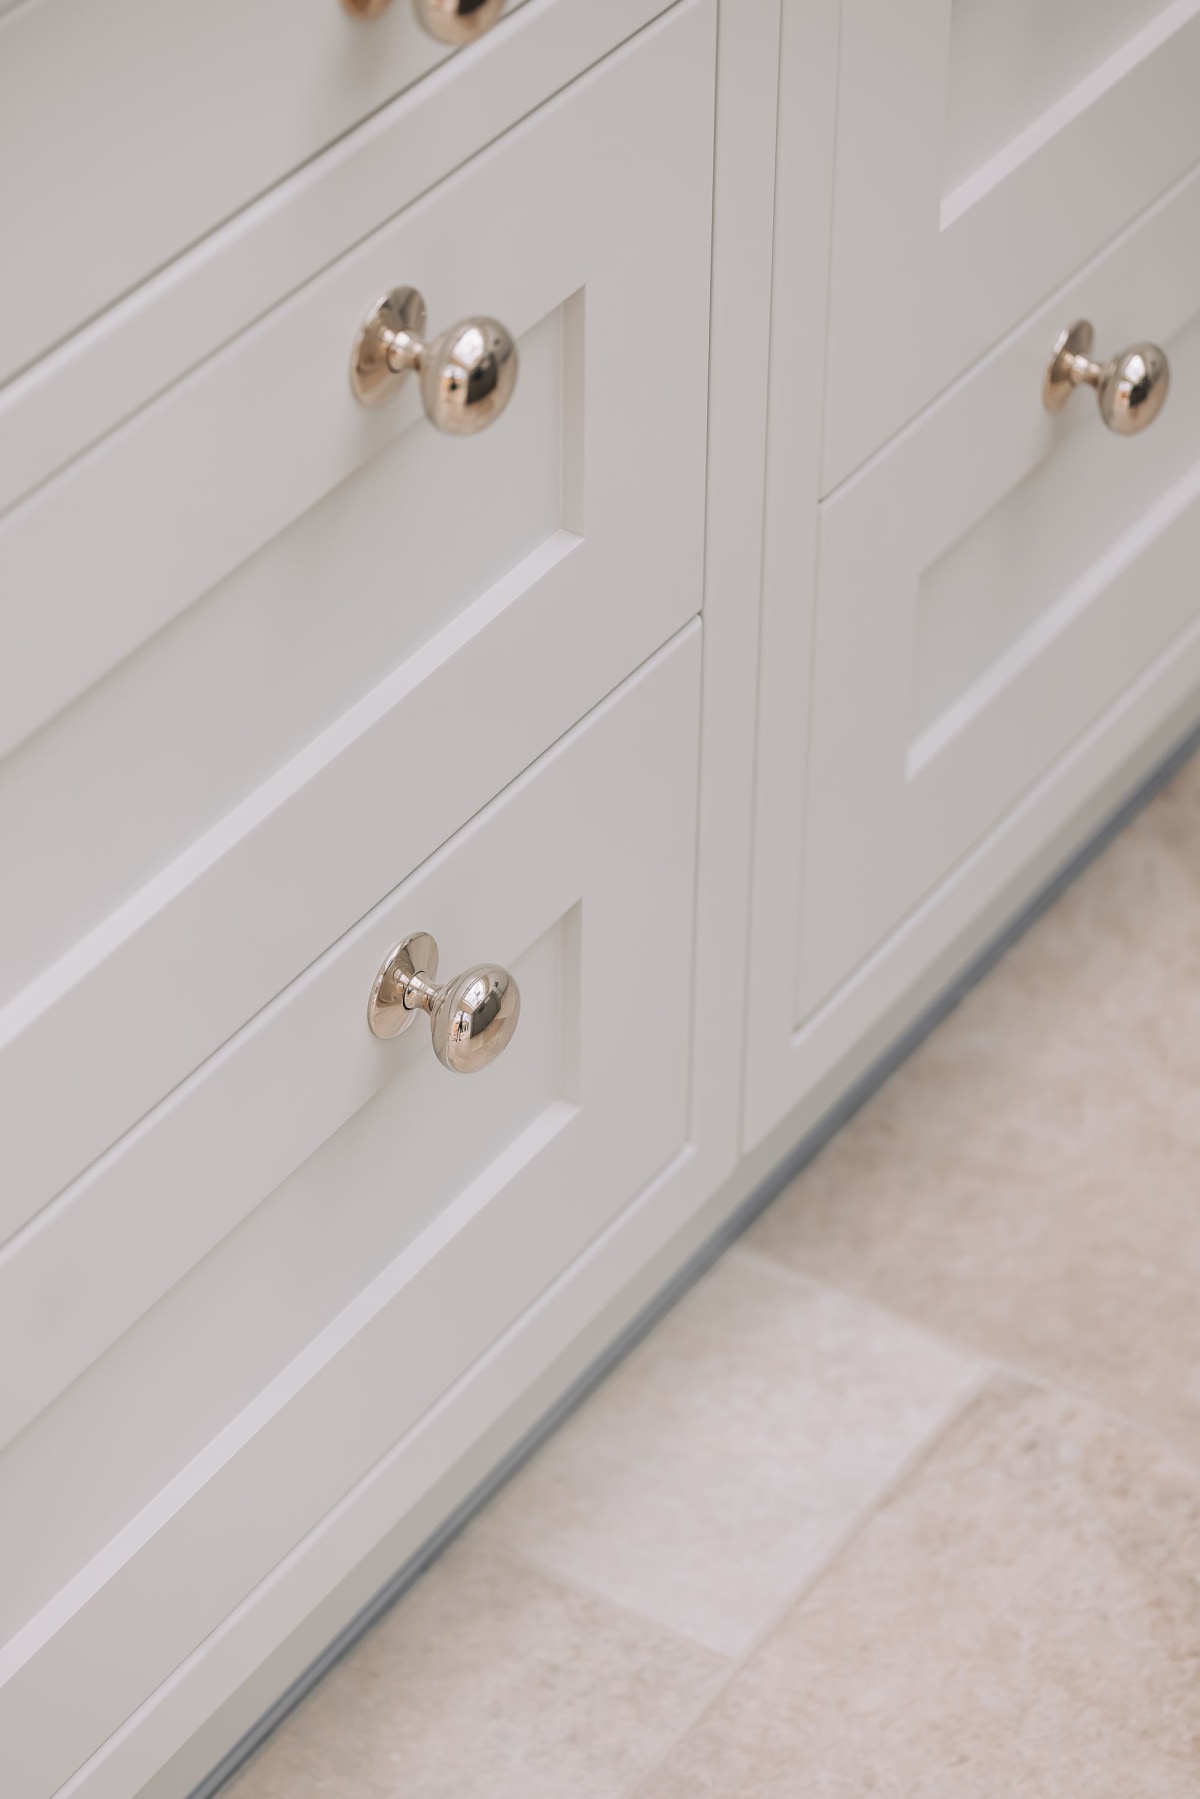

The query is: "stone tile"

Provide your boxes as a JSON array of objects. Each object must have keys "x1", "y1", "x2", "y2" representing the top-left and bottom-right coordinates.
[
  {"x1": 638, "y1": 1378, "x2": 1200, "y2": 1799},
  {"x1": 750, "y1": 755, "x2": 1200, "y2": 1458},
  {"x1": 476, "y1": 1248, "x2": 979, "y2": 1657},
  {"x1": 225, "y1": 1532, "x2": 725, "y2": 1799}
]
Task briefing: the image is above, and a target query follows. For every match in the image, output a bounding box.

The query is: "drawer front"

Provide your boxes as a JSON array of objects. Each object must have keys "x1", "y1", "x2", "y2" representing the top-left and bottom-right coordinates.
[
  {"x1": 0, "y1": 627, "x2": 701, "y2": 1799},
  {"x1": 0, "y1": 0, "x2": 536, "y2": 386},
  {"x1": 822, "y1": 0, "x2": 1200, "y2": 487},
  {"x1": 0, "y1": 0, "x2": 714, "y2": 1231},
  {"x1": 800, "y1": 166, "x2": 1200, "y2": 1017}
]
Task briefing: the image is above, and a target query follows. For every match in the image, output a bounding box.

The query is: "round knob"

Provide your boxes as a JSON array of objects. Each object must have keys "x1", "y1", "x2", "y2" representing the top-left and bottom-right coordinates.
[
  {"x1": 413, "y1": 0, "x2": 505, "y2": 43},
  {"x1": 342, "y1": 0, "x2": 505, "y2": 44},
  {"x1": 367, "y1": 931, "x2": 520, "y2": 1073},
  {"x1": 1043, "y1": 319, "x2": 1170, "y2": 436},
  {"x1": 351, "y1": 286, "x2": 518, "y2": 434}
]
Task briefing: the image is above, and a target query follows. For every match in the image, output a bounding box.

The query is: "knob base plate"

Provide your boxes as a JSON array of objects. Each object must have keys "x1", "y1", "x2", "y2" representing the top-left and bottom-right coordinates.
[
  {"x1": 351, "y1": 287, "x2": 428, "y2": 409},
  {"x1": 368, "y1": 932, "x2": 440, "y2": 1039},
  {"x1": 1043, "y1": 319, "x2": 1094, "y2": 412}
]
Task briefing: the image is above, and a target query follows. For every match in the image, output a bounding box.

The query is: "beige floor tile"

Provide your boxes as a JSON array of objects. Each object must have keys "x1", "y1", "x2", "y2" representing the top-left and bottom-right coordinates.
[
  {"x1": 225, "y1": 1532, "x2": 724, "y2": 1799},
  {"x1": 750, "y1": 755, "x2": 1200, "y2": 1459},
  {"x1": 475, "y1": 1248, "x2": 979, "y2": 1657},
  {"x1": 638, "y1": 1377, "x2": 1200, "y2": 1799}
]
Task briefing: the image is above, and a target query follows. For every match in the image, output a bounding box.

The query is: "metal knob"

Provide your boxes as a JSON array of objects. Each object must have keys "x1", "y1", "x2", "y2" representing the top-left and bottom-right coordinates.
[
  {"x1": 367, "y1": 932, "x2": 520, "y2": 1073},
  {"x1": 1043, "y1": 320, "x2": 1170, "y2": 436},
  {"x1": 342, "y1": 0, "x2": 505, "y2": 46},
  {"x1": 350, "y1": 286, "x2": 518, "y2": 433}
]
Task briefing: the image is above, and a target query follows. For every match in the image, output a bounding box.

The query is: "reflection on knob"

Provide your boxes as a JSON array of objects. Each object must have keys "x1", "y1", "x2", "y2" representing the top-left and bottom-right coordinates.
[
  {"x1": 342, "y1": 0, "x2": 505, "y2": 45},
  {"x1": 350, "y1": 286, "x2": 518, "y2": 433},
  {"x1": 367, "y1": 931, "x2": 520, "y2": 1073},
  {"x1": 1043, "y1": 319, "x2": 1170, "y2": 436}
]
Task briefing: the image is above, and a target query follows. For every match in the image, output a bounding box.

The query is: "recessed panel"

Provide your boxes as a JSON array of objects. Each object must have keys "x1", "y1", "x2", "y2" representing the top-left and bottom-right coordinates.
[{"x1": 944, "y1": 0, "x2": 1172, "y2": 200}]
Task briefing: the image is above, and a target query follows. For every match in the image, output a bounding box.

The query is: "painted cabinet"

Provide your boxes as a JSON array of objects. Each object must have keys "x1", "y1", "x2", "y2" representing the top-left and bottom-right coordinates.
[{"x1": 3, "y1": 3, "x2": 1198, "y2": 1792}]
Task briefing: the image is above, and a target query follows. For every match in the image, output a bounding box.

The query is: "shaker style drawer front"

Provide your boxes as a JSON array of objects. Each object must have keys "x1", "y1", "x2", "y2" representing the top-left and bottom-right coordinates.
[
  {"x1": 799, "y1": 165, "x2": 1200, "y2": 1018},
  {"x1": 0, "y1": 0, "x2": 527, "y2": 387},
  {"x1": 822, "y1": 0, "x2": 1200, "y2": 487},
  {"x1": 0, "y1": 628, "x2": 701, "y2": 1799},
  {"x1": 0, "y1": 0, "x2": 715, "y2": 1233}
]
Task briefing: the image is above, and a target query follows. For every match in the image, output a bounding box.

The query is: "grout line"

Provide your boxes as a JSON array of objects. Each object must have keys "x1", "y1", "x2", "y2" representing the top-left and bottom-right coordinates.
[
  {"x1": 482, "y1": 1539, "x2": 737, "y2": 1669},
  {"x1": 744, "y1": 1239, "x2": 1200, "y2": 1482},
  {"x1": 469, "y1": 1242, "x2": 991, "y2": 1679},
  {"x1": 619, "y1": 1365, "x2": 994, "y2": 1799}
]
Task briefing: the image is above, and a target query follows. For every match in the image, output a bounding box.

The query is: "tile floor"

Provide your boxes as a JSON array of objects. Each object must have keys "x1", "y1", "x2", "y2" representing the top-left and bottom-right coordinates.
[{"x1": 226, "y1": 755, "x2": 1200, "y2": 1798}]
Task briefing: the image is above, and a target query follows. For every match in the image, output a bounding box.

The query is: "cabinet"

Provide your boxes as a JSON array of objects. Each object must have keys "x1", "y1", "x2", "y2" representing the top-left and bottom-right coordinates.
[
  {"x1": 745, "y1": 0, "x2": 1200, "y2": 1147},
  {"x1": 3, "y1": 2, "x2": 1198, "y2": 1793}
]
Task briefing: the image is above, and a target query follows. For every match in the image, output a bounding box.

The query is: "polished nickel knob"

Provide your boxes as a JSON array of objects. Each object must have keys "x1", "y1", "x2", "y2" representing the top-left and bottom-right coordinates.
[
  {"x1": 1043, "y1": 319, "x2": 1170, "y2": 436},
  {"x1": 368, "y1": 931, "x2": 520, "y2": 1073},
  {"x1": 350, "y1": 286, "x2": 518, "y2": 433},
  {"x1": 413, "y1": 0, "x2": 505, "y2": 40},
  {"x1": 342, "y1": 0, "x2": 505, "y2": 45}
]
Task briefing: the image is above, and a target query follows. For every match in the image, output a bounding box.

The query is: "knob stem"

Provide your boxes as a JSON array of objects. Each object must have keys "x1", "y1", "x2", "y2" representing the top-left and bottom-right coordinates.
[
  {"x1": 400, "y1": 969, "x2": 439, "y2": 1013},
  {"x1": 1062, "y1": 349, "x2": 1103, "y2": 392},
  {"x1": 383, "y1": 326, "x2": 425, "y2": 381}
]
